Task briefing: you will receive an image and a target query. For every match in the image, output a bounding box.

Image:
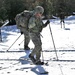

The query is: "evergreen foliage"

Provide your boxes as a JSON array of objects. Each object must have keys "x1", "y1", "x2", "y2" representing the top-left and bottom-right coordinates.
[{"x1": 0, "y1": 0, "x2": 75, "y2": 24}]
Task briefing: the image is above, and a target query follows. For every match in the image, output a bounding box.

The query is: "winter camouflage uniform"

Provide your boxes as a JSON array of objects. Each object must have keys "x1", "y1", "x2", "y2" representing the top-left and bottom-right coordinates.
[
  {"x1": 28, "y1": 6, "x2": 50, "y2": 63},
  {"x1": 15, "y1": 10, "x2": 33, "y2": 50},
  {"x1": 29, "y1": 17, "x2": 44, "y2": 61},
  {"x1": 17, "y1": 24, "x2": 30, "y2": 50}
]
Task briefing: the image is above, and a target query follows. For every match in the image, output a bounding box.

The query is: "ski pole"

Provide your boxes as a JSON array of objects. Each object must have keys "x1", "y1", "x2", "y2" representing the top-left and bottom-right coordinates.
[
  {"x1": 6, "y1": 34, "x2": 22, "y2": 51},
  {"x1": 41, "y1": 50, "x2": 44, "y2": 62},
  {"x1": 18, "y1": 39, "x2": 24, "y2": 46},
  {"x1": 40, "y1": 33, "x2": 43, "y2": 38},
  {"x1": 49, "y1": 22, "x2": 58, "y2": 60},
  {"x1": 1, "y1": 20, "x2": 9, "y2": 28}
]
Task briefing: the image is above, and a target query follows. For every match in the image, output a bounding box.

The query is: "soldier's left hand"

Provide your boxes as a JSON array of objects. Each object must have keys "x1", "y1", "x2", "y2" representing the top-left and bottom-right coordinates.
[{"x1": 46, "y1": 20, "x2": 50, "y2": 25}]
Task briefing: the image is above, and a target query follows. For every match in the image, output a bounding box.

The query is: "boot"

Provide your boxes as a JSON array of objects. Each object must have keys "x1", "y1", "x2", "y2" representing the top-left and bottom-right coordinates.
[
  {"x1": 29, "y1": 54, "x2": 36, "y2": 63},
  {"x1": 35, "y1": 60, "x2": 44, "y2": 65},
  {"x1": 24, "y1": 45, "x2": 30, "y2": 50}
]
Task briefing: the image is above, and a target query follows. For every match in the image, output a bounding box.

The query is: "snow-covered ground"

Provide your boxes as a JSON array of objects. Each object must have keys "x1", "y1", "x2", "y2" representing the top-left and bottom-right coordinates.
[{"x1": 0, "y1": 16, "x2": 75, "y2": 75}]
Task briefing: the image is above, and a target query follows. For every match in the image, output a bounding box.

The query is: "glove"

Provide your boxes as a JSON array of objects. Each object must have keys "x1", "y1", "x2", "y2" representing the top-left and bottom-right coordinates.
[
  {"x1": 45, "y1": 20, "x2": 50, "y2": 25},
  {"x1": 21, "y1": 31, "x2": 23, "y2": 34},
  {"x1": 45, "y1": 20, "x2": 50, "y2": 26}
]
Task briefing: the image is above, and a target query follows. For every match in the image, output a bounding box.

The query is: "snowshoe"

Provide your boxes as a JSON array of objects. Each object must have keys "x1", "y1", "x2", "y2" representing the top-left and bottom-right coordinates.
[{"x1": 29, "y1": 54, "x2": 44, "y2": 65}]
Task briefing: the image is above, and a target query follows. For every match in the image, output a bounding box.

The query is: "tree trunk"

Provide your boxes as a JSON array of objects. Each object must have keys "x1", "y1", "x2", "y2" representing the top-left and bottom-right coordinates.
[
  {"x1": 0, "y1": 21, "x2": 3, "y2": 42},
  {"x1": 0, "y1": 28, "x2": 2, "y2": 42}
]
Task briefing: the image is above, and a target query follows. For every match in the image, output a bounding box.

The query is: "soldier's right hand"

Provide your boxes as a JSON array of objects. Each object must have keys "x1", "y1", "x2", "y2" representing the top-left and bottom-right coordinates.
[
  {"x1": 46, "y1": 20, "x2": 50, "y2": 25},
  {"x1": 45, "y1": 20, "x2": 50, "y2": 26}
]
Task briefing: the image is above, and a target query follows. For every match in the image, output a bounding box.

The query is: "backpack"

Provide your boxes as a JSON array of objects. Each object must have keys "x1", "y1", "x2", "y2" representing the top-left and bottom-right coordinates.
[{"x1": 15, "y1": 10, "x2": 33, "y2": 30}]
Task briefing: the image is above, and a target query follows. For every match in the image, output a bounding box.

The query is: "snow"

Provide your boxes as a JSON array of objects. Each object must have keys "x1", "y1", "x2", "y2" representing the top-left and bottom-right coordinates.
[
  {"x1": 0, "y1": 16, "x2": 75, "y2": 75},
  {"x1": 65, "y1": 15, "x2": 75, "y2": 20}
]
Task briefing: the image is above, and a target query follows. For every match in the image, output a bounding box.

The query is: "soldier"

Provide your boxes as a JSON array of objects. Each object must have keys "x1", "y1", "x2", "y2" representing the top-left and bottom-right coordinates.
[
  {"x1": 28, "y1": 6, "x2": 50, "y2": 65},
  {"x1": 59, "y1": 12, "x2": 65, "y2": 28},
  {"x1": 15, "y1": 10, "x2": 32, "y2": 50}
]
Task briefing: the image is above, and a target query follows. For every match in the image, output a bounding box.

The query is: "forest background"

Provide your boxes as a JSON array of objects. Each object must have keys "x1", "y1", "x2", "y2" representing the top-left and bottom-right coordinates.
[{"x1": 0, "y1": 0, "x2": 75, "y2": 25}]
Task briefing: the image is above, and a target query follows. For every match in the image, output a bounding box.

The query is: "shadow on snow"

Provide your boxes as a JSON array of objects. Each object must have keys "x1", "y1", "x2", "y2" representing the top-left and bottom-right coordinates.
[{"x1": 19, "y1": 50, "x2": 48, "y2": 75}]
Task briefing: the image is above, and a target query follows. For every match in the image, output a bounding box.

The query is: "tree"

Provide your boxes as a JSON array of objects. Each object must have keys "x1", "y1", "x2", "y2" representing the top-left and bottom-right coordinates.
[
  {"x1": 38, "y1": 0, "x2": 53, "y2": 19},
  {"x1": 0, "y1": 21, "x2": 3, "y2": 42},
  {"x1": 51, "y1": 0, "x2": 75, "y2": 17},
  {"x1": 0, "y1": 0, "x2": 75, "y2": 25},
  {"x1": 0, "y1": 0, "x2": 7, "y2": 21},
  {"x1": 4, "y1": 0, "x2": 26, "y2": 25}
]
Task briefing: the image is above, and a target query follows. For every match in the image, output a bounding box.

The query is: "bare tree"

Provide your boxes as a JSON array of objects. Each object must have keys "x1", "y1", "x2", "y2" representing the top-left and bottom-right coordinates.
[{"x1": 0, "y1": 21, "x2": 3, "y2": 42}]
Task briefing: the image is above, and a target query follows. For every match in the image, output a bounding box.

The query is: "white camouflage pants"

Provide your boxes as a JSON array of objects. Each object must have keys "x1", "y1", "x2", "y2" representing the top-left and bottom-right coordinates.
[
  {"x1": 29, "y1": 32, "x2": 42, "y2": 60},
  {"x1": 19, "y1": 27, "x2": 30, "y2": 48}
]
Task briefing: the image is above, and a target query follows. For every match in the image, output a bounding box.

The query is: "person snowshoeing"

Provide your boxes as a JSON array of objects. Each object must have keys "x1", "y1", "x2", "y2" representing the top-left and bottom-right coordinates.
[{"x1": 28, "y1": 6, "x2": 50, "y2": 65}]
